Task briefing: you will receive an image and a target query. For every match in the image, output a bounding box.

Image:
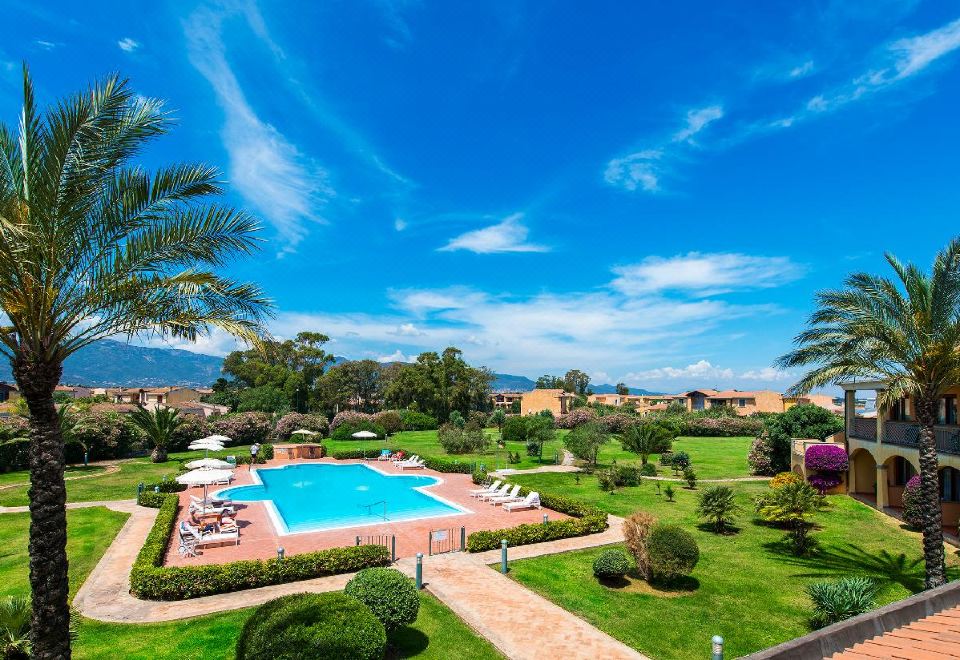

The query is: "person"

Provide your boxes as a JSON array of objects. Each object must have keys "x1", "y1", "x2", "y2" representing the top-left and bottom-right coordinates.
[{"x1": 250, "y1": 442, "x2": 261, "y2": 465}]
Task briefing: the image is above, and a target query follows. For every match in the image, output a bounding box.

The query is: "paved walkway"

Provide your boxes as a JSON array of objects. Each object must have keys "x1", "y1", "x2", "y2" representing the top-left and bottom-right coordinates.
[{"x1": 831, "y1": 604, "x2": 960, "y2": 659}]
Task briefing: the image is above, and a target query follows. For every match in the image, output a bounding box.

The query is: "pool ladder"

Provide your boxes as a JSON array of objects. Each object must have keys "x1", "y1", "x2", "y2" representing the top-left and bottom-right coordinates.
[{"x1": 361, "y1": 500, "x2": 388, "y2": 520}]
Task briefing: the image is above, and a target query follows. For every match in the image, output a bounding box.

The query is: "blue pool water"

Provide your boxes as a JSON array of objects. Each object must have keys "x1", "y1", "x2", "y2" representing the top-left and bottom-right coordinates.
[{"x1": 216, "y1": 463, "x2": 464, "y2": 534}]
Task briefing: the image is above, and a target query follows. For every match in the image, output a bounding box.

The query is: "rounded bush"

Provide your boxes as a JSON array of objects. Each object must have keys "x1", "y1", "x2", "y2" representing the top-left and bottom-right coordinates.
[
  {"x1": 647, "y1": 524, "x2": 699, "y2": 581},
  {"x1": 639, "y1": 463, "x2": 657, "y2": 477},
  {"x1": 235, "y1": 592, "x2": 386, "y2": 660},
  {"x1": 344, "y1": 567, "x2": 419, "y2": 632},
  {"x1": 592, "y1": 549, "x2": 631, "y2": 579},
  {"x1": 901, "y1": 475, "x2": 923, "y2": 528},
  {"x1": 770, "y1": 471, "x2": 803, "y2": 489}
]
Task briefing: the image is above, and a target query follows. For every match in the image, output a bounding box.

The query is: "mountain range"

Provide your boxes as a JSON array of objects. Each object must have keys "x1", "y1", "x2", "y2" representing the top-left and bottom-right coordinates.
[{"x1": 0, "y1": 340, "x2": 660, "y2": 395}]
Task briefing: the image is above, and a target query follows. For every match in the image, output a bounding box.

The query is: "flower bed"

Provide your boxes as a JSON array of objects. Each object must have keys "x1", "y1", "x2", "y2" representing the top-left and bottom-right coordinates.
[
  {"x1": 465, "y1": 471, "x2": 608, "y2": 552},
  {"x1": 130, "y1": 495, "x2": 390, "y2": 600}
]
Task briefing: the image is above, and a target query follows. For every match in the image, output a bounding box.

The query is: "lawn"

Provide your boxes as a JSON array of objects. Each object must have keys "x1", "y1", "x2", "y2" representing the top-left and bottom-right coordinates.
[
  {"x1": 0, "y1": 505, "x2": 502, "y2": 659},
  {"x1": 596, "y1": 435, "x2": 754, "y2": 479},
  {"x1": 506, "y1": 472, "x2": 960, "y2": 660}
]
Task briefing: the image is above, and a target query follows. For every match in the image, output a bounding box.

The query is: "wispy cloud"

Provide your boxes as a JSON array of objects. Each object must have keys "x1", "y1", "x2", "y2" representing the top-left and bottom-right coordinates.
[
  {"x1": 623, "y1": 360, "x2": 734, "y2": 383},
  {"x1": 741, "y1": 367, "x2": 793, "y2": 381},
  {"x1": 610, "y1": 252, "x2": 804, "y2": 296},
  {"x1": 439, "y1": 213, "x2": 549, "y2": 254},
  {"x1": 394, "y1": 218, "x2": 408, "y2": 231},
  {"x1": 184, "y1": 6, "x2": 333, "y2": 255},
  {"x1": 673, "y1": 105, "x2": 724, "y2": 143},
  {"x1": 117, "y1": 37, "x2": 139, "y2": 52},
  {"x1": 34, "y1": 40, "x2": 57, "y2": 50},
  {"x1": 789, "y1": 60, "x2": 815, "y2": 78}
]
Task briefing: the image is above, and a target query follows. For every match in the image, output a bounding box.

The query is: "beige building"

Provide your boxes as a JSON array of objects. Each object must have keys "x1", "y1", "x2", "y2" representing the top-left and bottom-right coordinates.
[
  {"x1": 520, "y1": 389, "x2": 576, "y2": 416},
  {"x1": 110, "y1": 386, "x2": 203, "y2": 406},
  {"x1": 839, "y1": 380, "x2": 960, "y2": 531},
  {"x1": 587, "y1": 393, "x2": 624, "y2": 407},
  {"x1": 706, "y1": 390, "x2": 785, "y2": 415},
  {"x1": 489, "y1": 392, "x2": 523, "y2": 412}
]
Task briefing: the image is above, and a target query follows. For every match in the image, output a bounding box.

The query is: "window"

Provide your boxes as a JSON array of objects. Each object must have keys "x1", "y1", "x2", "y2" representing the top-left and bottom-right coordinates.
[
  {"x1": 890, "y1": 398, "x2": 912, "y2": 421},
  {"x1": 890, "y1": 456, "x2": 916, "y2": 486},
  {"x1": 738, "y1": 398, "x2": 746, "y2": 407},
  {"x1": 941, "y1": 467, "x2": 960, "y2": 503},
  {"x1": 939, "y1": 395, "x2": 958, "y2": 425}
]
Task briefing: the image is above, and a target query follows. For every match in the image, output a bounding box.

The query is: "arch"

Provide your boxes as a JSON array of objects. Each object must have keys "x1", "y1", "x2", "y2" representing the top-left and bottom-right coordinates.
[
  {"x1": 883, "y1": 454, "x2": 918, "y2": 507},
  {"x1": 849, "y1": 448, "x2": 877, "y2": 496}
]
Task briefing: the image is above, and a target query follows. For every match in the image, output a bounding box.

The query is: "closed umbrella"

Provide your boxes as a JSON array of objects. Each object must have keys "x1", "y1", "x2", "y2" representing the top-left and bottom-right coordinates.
[
  {"x1": 185, "y1": 458, "x2": 232, "y2": 470},
  {"x1": 176, "y1": 468, "x2": 233, "y2": 502}
]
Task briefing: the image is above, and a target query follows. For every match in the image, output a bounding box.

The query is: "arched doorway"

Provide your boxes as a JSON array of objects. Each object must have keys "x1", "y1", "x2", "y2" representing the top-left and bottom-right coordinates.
[
  {"x1": 939, "y1": 467, "x2": 960, "y2": 535},
  {"x1": 883, "y1": 455, "x2": 918, "y2": 507},
  {"x1": 849, "y1": 448, "x2": 877, "y2": 496}
]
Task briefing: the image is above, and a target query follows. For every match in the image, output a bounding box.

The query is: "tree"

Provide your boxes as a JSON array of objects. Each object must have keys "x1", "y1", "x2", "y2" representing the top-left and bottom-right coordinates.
[
  {"x1": 762, "y1": 404, "x2": 843, "y2": 473},
  {"x1": 563, "y1": 369, "x2": 591, "y2": 395},
  {"x1": 615, "y1": 382, "x2": 629, "y2": 396},
  {"x1": 0, "y1": 69, "x2": 270, "y2": 657},
  {"x1": 697, "y1": 485, "x2": 740, "y2": 533},
  {"x1": 564, "y1": 422, "x2": 609, "y2": 466},
  {"x1": 526, "y1": 415, "x2": 556, "y2": 458},
  {"x1": 777, "y1": 240, "x2": 960, "y2": 588},
  {"x1": 236, "y1": 385, "x2": 289, "y2": 414},
  {"x1": 535, "y1": 374, "x2": 564, "y2": 389},
  {"x1": 510, "y1": 399, "x2": 521, "y2": 414},
  {"x1": 755, "y1": 481, "x2": 821, "y2": 556},
  {"x1": 129, "y1": 406, "x2": 183, "y2": 463},
  {"x1": 489, "y1": 408, "x2": 506, "y2": 436},
  {"x1": 381, "y1": 348, "x2": 491, "y2": 421},
  {"x1": 621, "y1": 422, "x2": 673, "y2": 464}
]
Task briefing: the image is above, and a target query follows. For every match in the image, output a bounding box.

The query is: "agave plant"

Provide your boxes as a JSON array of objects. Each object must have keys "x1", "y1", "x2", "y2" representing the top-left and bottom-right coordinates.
[
  {"x1": 807, "y1": 577, "x2": 878, "y2": 629},
  {"x1": 0, "y1": 596, "x2": 31, "y2": 659}
]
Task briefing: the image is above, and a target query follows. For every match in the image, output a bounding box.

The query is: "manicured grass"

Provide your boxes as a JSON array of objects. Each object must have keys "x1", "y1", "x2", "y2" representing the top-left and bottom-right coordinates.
[
  {"x1": 324, "y1": 429, "x2": 566, "y2": 472},
  {"x1": 0, "y1": 507, "x2": 129, "y2": 600},
  {"x1": 0, "y1": 504, "x2": 501, "y2": 658},
  {"x1": 506, "y1": 472, "x2": 960, "y2": 660},
  {"x1": 591, "y1": 434, "x2": 754, "y2": 479}
]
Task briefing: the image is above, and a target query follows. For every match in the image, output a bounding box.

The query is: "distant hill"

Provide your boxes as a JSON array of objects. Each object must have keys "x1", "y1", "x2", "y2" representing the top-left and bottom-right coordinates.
[
  {"x1": 491, "y1": 372, "x2": 660, "y2": 396},
  {"x1": 0, "y1": 339, "x2": 224, "y2": 388}
]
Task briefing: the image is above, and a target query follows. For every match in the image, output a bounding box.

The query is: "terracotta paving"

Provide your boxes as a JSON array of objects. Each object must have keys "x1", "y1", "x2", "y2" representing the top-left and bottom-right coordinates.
[
  {"x1": 831, "y1": 605, "x2": 960, "y2": 659},
  {"x1": 164, "y1": 458, "x2": 568, "y2": 566}
]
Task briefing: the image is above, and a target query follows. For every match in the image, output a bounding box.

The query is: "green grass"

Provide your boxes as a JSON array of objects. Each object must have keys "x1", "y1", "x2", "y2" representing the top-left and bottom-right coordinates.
[
  {"x1": 75, "y1": 592, "x2": 503, "y2": 660},
  {"x1": 506, "y1": 472, "x2": 960, "y2": 660},
  {"x1": 603, "y1": 436, "x2": 754, "y2": 479},
  {"x1": 0, "y1": 507, "x2": 129, "y2": 600},
  {"x1": 0, "y1": 503, "x2": 501, "y2": 659}
]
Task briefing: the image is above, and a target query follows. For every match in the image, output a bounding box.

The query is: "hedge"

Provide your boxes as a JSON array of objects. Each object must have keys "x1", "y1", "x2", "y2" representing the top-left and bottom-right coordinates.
[
  {"x1": 327, "y1": 450, "x2": 475, "y2": 474},
  {"x1": 465, "y1": 471, "x2": 608, "y2": 552},
  {"x1": 130, "y1": 495, "x2": 391, "y2": 600},
  {"x1": 331, "y1": 448, "x2": 407, "y2": 461}
]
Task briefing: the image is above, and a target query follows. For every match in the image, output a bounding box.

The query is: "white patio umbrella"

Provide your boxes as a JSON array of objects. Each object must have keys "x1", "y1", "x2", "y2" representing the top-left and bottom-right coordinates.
[
  {"x1": 176, "y1": 468, "x2": 233, "y2": 502},
  {"x1": 291, "y1": 429, "x2": 318, "y2": 437},
  {"x1": 184, "y1": 458, "x2": 232, "y2": 470},
  {"x1": 189, "y1": 439, "x2": 225, "y2": 457},
  {"x1": 351, "y1": 430, "x2": 378, "y2": 439},
  {"x1": 200, "y1": 434, "x2": 232, "y2": 444}
]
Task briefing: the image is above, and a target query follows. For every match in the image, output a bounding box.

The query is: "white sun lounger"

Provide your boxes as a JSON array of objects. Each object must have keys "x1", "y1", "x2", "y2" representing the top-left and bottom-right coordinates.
[
  {"x1": 190, "y1": 494, "x2": 232, "y2": 508},
  {"x1": 488, "y1": 484, "x2": 522, "y2": 505},
  {"x1": 178, "y1": 520, "x2": 239, "y2": 556},
  {"x1": 504, "y1": 492, "x2": 541, "y2": 512},
  {"x1": 394, "y1": 454, "x2": 419, "y2": 466},
  {"x1": 398, "y1": 457, "x2": 425, "y2": 470},
  {"x1": 469, "y1": 479, "x2": 502, "y2": 497},
  {"x1": 189, "y1": 501, "x2": 235, "y2": 517},
  {"x1": 479, "y1": 482, "x2": 512, "y2": 501}
]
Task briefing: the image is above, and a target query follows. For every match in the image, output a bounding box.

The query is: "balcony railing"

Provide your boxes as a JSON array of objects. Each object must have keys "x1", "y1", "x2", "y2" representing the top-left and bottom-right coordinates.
[{"x1": 850, "y1": 417, "x2": 960, "y2": 455}]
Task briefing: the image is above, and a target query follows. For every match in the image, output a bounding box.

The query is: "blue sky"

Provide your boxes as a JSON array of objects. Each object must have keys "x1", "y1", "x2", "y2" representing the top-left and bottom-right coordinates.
[{"x1": 4, "y1": 1, "x2": 960, "y2": 392}]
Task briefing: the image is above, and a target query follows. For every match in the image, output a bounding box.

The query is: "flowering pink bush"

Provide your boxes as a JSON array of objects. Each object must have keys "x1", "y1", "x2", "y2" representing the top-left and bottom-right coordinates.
[
  {"x1": 680, "y1": 416, "x2": 764, "y2": 437},
  {"x1": 556, "y1": 408, "x2": 596, "y2": 429},
  {"x1": 329, "y1": 411, "x2": 375, "y2": 432},
  {"x1": 808, "y1": 473, "x2": 842, "y2": 494},
  {"x1": 748, "y1": 437, "x2": 775, "y2": 476},
  {"x1": 595, "y1": 413, "x2": 632, "y2": 434},
  {"x1": 210, "y1": 412, "x2": 272, "y2": 445},
  {"x1": 901, "y1": 475, "x2": 923, "y2": 528},
  {"x1": 805, "y1": 444, "x2": 849, "y2": 472},
  {"x1": 272, "y1": 413, "x2": 329, "y2": 440}
]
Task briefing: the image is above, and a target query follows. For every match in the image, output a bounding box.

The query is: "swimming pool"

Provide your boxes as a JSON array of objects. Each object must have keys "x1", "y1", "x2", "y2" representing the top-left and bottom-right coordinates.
[{"x1": 216, "y1": 463, "x2": 467, "y2": 534}]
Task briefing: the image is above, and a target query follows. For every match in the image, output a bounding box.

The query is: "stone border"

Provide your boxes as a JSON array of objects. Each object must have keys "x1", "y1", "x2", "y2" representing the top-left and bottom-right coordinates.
[{"x1": 744, "y1": 580, "x2": 960, "y2": 659}]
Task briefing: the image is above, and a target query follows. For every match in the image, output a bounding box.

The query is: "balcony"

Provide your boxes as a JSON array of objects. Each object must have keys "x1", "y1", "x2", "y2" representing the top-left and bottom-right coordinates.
[{"x1": 850, "y1": 417, "x2": 960, "y2": 455}]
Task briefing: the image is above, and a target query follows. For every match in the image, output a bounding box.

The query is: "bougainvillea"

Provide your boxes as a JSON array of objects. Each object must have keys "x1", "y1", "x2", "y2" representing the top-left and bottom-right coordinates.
[
  {"x1": 808, "y1": 473, "x2": 842, "y2": 494},
  {"x1": 901, "y1": 475, "x2": 923, "y2": 529},
  {"x1": 805, "y1": 444, "x2": 849, "y2": 472},
  {"x1": 556, "y1": 408, "x2": 596, "y2": 429}
]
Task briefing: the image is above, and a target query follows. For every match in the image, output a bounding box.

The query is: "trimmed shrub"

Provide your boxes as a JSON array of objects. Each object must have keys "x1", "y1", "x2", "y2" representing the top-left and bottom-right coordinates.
[
  {"x1": 420, "y1": 456, "x2": 476, "y2": 473},
  {"x1": 622, "y1": 511, "x2": 656, "y2": 581},
  {"x1": 273, "y1": 413, "x2": 329, "y2": 441},
  {"x1": 639, "y1": 463, "x2": 657, "y2": 477},
  {"x1": 130, "y1": 495, "x2": 390, "y2": 600},
  {"x1": 680, "y1": 416, "x2": 764, "y2": 437},
  {"x1": 807, "y1": 577, "x2": 878, "y2": 629},
  {"x1": 770, "y1": 471, "x2": 803, "y2": 489},
  {"x1": 344, "y1": 567, "x2": 419, "y2": 632},
  {"x1": 805, "y1": 444, "x2": 848, "y2": 472},
  {"x1": 235, "y1": 593, "x2": 386, "y2": 660},
  {"x1": 647, "y1": 524, "x2": 699, "y2": 582},
  {"x1": 331, "y1": 447, "x2": 406, "y2": 461},
  {"x1": 398, "y1": 410, "x2": 438, "y2": 431},
  {"x1": 748, "y1": 437, "x2": 775, "y2": 476},
  {"x1": 901, "y1": 475, "x2": 923, "y2": 528},
  {"x1": 808, "y1": 473, "x2": 842, "y2": 494},
  {"x1": 465, "y1": 478, "x2": 608, "y2": 552},
  {"x1": 136, "y1": 490, "x2": 167, "y2": 508},
  {"x1": 592, "y1": 549, "x2": 630, "y2": 579},
  {"x1": 209, "y1": 412, "x2": 272, "y2": 445},
  {"x1": 372, "y1": 410, "x2": 403, "y2": 435}
]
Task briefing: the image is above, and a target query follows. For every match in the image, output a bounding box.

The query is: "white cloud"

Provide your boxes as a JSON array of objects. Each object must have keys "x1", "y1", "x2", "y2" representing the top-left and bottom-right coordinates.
[
  {"x1": 603, "y1": 150, "x2": 663, "y2": 192},
  {"x1": 886, "y1": 17, "x2": 960, "y2": 81},
  {"x1": 439, "y1": 213, "x2": 548, "y2": 254},
  {"x1": 392, "y1": 323, "x2": 425, "y2": 336},
  {"x1": 394, "y1": 218, "x2": 407, "y2": 231},
  {"x1": 673, "y1": 105, "x2": 724, "y2": 143},
  {"x1": 34, "y1": 40, "x2": 56, "y2": 50},
  {"x1": 611, "y1": 252, "x2": 804, "y2": 296},
  {"x1": 378, "y1": 349, "x2": 416, "y2": 363},
  {"x1": 184, "y1": 7, "x2": 333, "y2": 254},
  {"x1": 741, "y1": 367, "x2": 793, "y2": 381},
  {"x1": 117, "y1": 37, "x2": 139, "y2": 52},
  {"x1": 789, "y1": 60, "x2": 815, "y2": 78},
  {"x1": 623, "y1": 360, "x2": 734, "y2": 382}
]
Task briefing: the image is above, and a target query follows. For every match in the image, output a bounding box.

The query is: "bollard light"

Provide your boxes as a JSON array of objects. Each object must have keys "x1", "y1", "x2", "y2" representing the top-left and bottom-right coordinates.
[
  {"x1": 154, "y1": 486, "x2": 159, "y2": 493},
  {"x1": 501, "y1": 539, "x2": 508, "y2": 574},
  {"x1": 277, "y1": 546, "x2": 285, "y2": 560},
  {"x1": 415, "y1": 553, "x2": 423, "y2": 589},
  {"x1": 712, "y1": 635, "x2": 724, "y2": 660},
  {"x1": 137, "y1": 482, "x2": 144, "y2": 497},
  {"x1": 83, "y1": 451, "x2": 89, "y2": 467}
]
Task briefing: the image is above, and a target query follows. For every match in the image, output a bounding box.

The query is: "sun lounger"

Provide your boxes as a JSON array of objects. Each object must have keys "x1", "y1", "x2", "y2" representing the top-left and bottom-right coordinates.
[
  {"x1": 488, "y1": 484, "x2": 522, "y2": 505},
  {"x1": 190, "y1": 494, "x2": 232, "y2": 508},
  {"x1": 504, "y1": 492, "x2": 541, "y2": 512},
  {"x1": 398, "y1": 457, "x2": 425, "y2": 470},
  {"x1": 469, "y1": 479, "x2": 502, "y2": 497},
  {"x1": 189, "y1": 501, "x2": 234, "y2": 517},
  {"x1": 179, "y1": 520, "x2": 239, "y2": 549},
  {"x1": 394, "y1": 454, "x2": 417, "y2": 466},
  {"x1": 479, "y1": 482, "x2": 512, "y2": 501}
]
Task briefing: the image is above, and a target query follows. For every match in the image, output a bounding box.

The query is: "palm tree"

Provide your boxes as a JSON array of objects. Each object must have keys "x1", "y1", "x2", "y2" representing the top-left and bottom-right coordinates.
[
  {"x1": 777, "y1": 240, "x2": 960, "y2": 588},
  {"x1": 130, "y1": 406, "x2": 183, "y2": 463},
  {"x1": 621, "y1": 422, "x2": 672, "y2": 464},
  {"x1": 0, "y1": 67, "x2": 270, "y2": 658}
]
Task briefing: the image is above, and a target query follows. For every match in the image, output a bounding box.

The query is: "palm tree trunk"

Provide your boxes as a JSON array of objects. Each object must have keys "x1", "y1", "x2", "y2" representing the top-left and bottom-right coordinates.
[
  {"x1": 12, "y1": 356, "x2": 71, "y2": 659},
  {"x1": 150, "y1": 446, "x2": 168, "y2": 463},
  {"x1": 915, "y1": 396, "x2": 946, "y2": 589}
]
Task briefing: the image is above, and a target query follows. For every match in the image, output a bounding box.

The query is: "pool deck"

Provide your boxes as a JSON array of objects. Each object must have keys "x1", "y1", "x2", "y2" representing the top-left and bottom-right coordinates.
[{"x1": 164, "y1": 457, "x2": 568, "y2": 565}]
